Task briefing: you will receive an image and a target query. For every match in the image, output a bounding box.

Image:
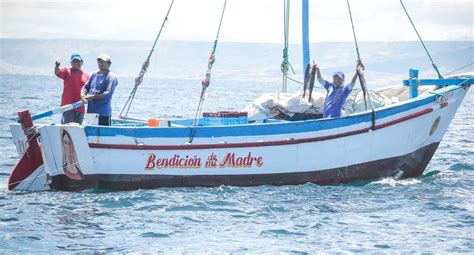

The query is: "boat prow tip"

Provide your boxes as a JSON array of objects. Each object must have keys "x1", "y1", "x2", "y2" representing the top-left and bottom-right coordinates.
[
  {"x1": 8, "y1": 144, "x2": 45, "y2": 191},
  {"x1": 8, "y1": 108, "x2": 49, "y2": 192}
]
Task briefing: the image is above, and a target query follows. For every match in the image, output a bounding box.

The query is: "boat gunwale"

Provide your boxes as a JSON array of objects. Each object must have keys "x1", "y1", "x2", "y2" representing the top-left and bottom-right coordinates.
[{"x1": 89, "y1": 107, "x2": 435, "y2": 150}]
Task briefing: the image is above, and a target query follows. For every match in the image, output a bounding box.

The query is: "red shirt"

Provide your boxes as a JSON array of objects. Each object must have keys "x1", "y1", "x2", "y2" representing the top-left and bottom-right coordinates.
[{"x1": 57, "y1": 68, "x2": 89, "y2": 112}]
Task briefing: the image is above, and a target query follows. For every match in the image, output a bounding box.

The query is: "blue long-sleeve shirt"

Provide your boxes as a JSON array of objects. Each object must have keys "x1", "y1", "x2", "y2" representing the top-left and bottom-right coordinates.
[{"x1": 82, "y1": 71, "x2": 118, "y2": 117}]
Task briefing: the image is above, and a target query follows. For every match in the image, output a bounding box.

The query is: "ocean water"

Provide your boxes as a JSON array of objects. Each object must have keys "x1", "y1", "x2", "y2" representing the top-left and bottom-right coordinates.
[{"x1": 1, "y1": 64, "x2": 473, "y2": 252}]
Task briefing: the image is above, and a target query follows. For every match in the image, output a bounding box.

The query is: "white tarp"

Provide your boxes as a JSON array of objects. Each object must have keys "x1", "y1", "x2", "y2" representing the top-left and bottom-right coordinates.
[
  {"x1": 243, "y1": 91, "x2": 326, "y2": 121},
  {"x1": 344, "y1": 89, "x2": 399, "y2": 115},
  {"x1": 244, "y1": 89, "x2": 399, "y2": 120}
]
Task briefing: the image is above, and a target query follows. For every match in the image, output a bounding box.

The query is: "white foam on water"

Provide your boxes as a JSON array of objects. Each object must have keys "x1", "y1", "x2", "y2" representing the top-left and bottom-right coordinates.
[{"x1": 371, "y1": 177, "x2": 422, "y2": 186}]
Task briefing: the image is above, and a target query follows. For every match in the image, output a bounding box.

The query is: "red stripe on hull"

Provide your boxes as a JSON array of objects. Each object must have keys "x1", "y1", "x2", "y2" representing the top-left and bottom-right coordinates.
[{"x1": 375, "y1": 108, "x2": 433, "y2": 130}]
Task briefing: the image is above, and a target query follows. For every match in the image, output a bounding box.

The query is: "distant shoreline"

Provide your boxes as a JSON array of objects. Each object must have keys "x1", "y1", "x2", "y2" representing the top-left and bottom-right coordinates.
[
  {"x1": 0, "y1": 37, "x2": 471, "y2": 45},
  {"x1": 1, "y1": 40, "x2": 472, "y2": 80}
]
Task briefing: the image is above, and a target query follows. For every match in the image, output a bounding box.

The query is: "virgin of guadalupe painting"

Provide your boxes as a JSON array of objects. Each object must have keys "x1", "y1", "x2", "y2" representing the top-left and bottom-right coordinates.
[{"x1": 61, "y1": 128, "x2": 84, "y2": 180}]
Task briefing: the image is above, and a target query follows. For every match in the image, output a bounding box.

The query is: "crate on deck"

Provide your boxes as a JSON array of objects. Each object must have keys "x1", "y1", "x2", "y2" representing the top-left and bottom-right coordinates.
[{"x1": 202, "y1": 111, "x2": 248, "y2": 126}]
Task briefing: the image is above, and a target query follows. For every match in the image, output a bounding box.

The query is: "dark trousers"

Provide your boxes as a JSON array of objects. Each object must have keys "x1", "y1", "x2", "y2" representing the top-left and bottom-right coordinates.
[
  {"x1": 62, "y1": 110, "x2": 84, "y2": 124},
  {"x1": 98, "y1": 116, "x2": 111, "y2": 126}
]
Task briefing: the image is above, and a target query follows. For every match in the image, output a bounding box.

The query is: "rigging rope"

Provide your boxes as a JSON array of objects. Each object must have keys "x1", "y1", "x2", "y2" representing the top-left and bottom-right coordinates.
[
  {"x1": 346, "y1": 0, "x2": 360, "y2": 61},
  {"x1": 189, "y1": 0, "x2": 228, "y2": 143},
  {"x1": 280, "y1": 0, "x2": 295, "y2": 93},
  {"x1": 444, "y1": 62, "x2": 474, "y2": 77},
  {"x1": 400, "y1": 0, "x2": 443, "y2": 79},
  {"x1": 346, "y1": 0, "x2": 375, "y2": 130},
  {"x1": 119, "y1": 0, "x2": 175, "y2": 119}
]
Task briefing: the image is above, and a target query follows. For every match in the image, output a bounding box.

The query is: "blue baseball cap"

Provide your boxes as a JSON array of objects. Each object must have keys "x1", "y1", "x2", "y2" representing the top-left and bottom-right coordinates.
[
  {"x1": 333, "y1": 71, "x2": 345, "y2": 79},
  {"x1": 70, "y1": 54, "x2": 83, "y2": 61}
]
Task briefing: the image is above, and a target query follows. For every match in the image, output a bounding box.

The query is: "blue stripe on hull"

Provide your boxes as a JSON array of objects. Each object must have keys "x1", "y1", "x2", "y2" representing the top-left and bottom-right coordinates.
[
  {"x1": 85, "y1": 89, "x2": 440, "y2": 138},
  {"x1": 375, "y1": 94, "x2": 434, "y2": 119},
  {"x1": 85, "y1": 111, "x2": 373, "y2": 138}
]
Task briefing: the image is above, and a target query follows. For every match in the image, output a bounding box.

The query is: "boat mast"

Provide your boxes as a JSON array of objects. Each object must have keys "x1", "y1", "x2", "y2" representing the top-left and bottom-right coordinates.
[
  {"x1": 281, "y1": 0, "x2": 291, "y2": 93},
  {"x1": 302, "y1": 0, "x2": 310, "y2": 79}
]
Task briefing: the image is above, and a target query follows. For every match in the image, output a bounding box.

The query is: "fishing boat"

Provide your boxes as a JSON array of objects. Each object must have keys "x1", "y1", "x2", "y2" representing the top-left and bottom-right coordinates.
[{"x1": 8, "y1": 0, "x2": 473, "y2": 191}]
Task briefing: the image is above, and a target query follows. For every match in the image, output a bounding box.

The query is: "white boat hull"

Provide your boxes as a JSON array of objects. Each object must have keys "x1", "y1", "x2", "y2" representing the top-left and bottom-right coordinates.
[{"x1": 9, "y1": 84, "x2": 470, "y2": 191}]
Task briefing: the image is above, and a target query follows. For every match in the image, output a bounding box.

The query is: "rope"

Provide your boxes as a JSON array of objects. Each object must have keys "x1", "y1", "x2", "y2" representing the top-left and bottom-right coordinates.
[
  {"x1": 280, "y1": 0, "x2": 295, "y2": 93},
  {"x1": 18, "y1": 126, "x2": 40, "y2": 159},
  {"x1": 287, "y1": 76, "x2": 304, "y2": 85},
  {"x1": 281, "y1": 0, "x2": 290, "y2": 74},
  {"x1": 346, "y1": 0, "x2": 360, "y2": 60},
  {"x1": 119, "y1": 0, "x2": 175, "y2": 119},
  {"x1": 427, "y1": 78, "x2": 469, "y2": 104},
  {"x1": 213, "y1": 0, "x2": 227, "y2": 55},
  {"x1": 457, "y1": 79, "x2": 471, "y2": 86},
  {"x1": 346, "y1": 0, "x2": 375, "y2": 130},
  {"x1": 444, "y1": 63, "x2": 474, "y2": 76},
  {"x1": 189, "y1": 0, "x2": 228, "y2": 143},
  {"x1": 287, "y1": 75, "x2": 329, "y2": 92},
  {"x1": 23, "y1": 126, "x2": 38, "y2": 137},
  {"x1": 357, "y1": 71, "x2": 376, "y2": 130},
  {"x1": 400, "y1": 0, "x2": 443, "y2": 79}
]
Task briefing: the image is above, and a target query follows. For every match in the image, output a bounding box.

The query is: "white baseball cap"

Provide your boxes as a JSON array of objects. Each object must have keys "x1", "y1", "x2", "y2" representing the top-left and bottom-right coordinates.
[
  {"x1": 333, "y1": 71, "x2": 345, "y2": 80},
  {"x1": 97, "y1": 53, "x2": 112, "y2": 63}
]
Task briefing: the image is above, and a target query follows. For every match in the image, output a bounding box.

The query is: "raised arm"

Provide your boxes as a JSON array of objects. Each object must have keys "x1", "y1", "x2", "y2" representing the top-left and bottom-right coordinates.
[
  {"x1": 349, "y1": 72, "x2": 358, "y2": 90},
  {"x1": 314, "y1": 62, "x2": 330, "y2": 90},
  {"x1": 54, "y1": 61, "x2": 60, "y2": 76},
  {"x1": 55, "y1": 61, "x2": 70, "y2": 80},
  {"x1": 348, "y1": 60, "x2": 365, "y2": 90},
  {"x1": 357, "y1": 68, "x2": 366, "y2": 85}
]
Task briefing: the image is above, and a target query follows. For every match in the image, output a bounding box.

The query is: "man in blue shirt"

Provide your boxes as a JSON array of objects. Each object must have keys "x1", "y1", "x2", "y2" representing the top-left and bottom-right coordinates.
[
  {"x1": 316, "y1": 61, "x2": 365, "y2": 118},
  {"x1": 81, "y1": 54, "x2": 118, "y2": 126}
]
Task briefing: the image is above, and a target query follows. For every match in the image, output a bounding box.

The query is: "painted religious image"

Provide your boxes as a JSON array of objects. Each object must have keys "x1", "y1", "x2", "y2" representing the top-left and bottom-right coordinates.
[{"x1": 61, "y1": 128, "x2": 84, "y2": 180}]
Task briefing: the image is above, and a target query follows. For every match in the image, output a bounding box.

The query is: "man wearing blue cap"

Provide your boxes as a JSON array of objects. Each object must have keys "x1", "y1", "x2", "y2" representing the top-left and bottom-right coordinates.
[
  {"x1": 315, "y1": 60, "x2": 365, "y2": 118},
  {"x1": 55, "y1": 54, "x2": 90, "y2": 124}
]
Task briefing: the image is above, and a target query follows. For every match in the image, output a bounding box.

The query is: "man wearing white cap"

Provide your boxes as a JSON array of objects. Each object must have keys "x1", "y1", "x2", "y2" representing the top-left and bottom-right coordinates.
[
  {"x1": 315, "y1": 60, "x2": 365, "y2": 118},
  {"x1": 81, "y1": 53, "x2": 118, "y2": 126},
  {"x1": 55, "y1": 53, "x2": 90, "y2": 124}
]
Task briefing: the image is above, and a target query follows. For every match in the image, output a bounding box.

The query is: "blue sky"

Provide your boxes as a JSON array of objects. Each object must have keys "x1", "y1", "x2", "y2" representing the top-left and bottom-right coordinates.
[{"x1": 1, "y1": 0, "x2": 472, "y2": 43}]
